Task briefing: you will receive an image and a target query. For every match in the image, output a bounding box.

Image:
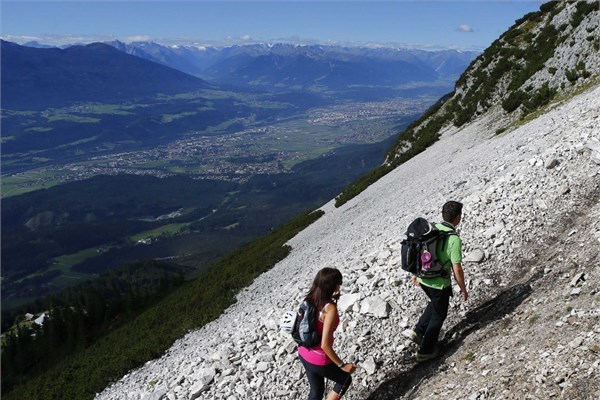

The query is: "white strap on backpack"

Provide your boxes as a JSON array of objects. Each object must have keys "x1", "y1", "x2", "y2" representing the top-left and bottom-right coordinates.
[{"x1": 319, "y1": 303, "x2": 331, "y2": 322}]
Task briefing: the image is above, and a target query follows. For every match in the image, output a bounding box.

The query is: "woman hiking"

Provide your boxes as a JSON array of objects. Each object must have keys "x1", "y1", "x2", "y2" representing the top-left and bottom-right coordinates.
[{"x1": 298, "y1": 267, "x2": 357, "y2": 400}]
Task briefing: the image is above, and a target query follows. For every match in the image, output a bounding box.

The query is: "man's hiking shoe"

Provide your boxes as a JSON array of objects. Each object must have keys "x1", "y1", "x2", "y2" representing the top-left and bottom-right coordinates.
[
  {"x1": 408, "y1": 330, "x2": 422, "y2": 346},
  {"x1": 416, "y1": 346, "x2": 440, "y2": 362}
]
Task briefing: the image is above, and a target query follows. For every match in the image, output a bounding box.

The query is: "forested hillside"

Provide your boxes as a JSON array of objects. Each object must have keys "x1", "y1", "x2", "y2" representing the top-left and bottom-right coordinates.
[{"x1": 1, "y1": 210, "x2": 324, "y2": 399}]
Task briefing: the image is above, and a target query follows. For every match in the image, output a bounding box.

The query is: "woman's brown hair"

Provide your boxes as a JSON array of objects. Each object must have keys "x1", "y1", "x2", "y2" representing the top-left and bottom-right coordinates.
[{"x1": 305, "y1": 267, "x2": 343, "y2": 311}]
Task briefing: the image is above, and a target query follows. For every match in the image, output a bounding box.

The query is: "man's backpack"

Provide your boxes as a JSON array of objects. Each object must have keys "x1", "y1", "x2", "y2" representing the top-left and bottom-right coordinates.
[
  {"x1": 400, "y1": 217, "x2": 457, "y2": 278},
  {"x1": 291, "y1": 300, "x2": 320, "y2": 348}
]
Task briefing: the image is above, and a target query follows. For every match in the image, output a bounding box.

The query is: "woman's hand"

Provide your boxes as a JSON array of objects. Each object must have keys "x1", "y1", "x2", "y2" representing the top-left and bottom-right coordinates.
[{"x1": 342, "y1": 363, "x2": 357, "y2": 374}]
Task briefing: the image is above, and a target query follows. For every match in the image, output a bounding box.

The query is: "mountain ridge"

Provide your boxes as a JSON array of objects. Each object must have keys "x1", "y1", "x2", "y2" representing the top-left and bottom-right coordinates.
[
  {"x1": 334, "y1": 0, "x2": 599, "y2": 207},
  {"x1": 386, "y1": 1, "x2": 600, "y2": 164},
  {"x1": 0, "y1": 41, "x2": 210, "y2": 110},
  {"x1": 102, "y1": 41, "x2": 478, "y2": 93}
]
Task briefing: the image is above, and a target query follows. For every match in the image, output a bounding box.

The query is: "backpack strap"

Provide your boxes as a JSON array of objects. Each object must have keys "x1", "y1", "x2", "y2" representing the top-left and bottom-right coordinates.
[
  {"x1": 439, "y1": 221, "x2": 458, "y2": 233},
  {"x1": 319, "y1": 303, "x2": 331, "y2": 322},
  {"x1": 436, "y1": 225, "x2": 459, "y2": 273}
]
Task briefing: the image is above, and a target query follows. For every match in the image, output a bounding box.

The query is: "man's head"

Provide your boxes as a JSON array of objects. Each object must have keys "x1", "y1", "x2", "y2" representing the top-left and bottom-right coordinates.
[{"x1": 442, "y1": 200, "x2": 463, "y2": 226}]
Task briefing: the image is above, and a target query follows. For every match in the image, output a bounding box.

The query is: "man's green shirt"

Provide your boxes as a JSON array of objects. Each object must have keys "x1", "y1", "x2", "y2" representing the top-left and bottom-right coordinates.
[{"x1": 417, "y1": 223, "x2": 462, "y2": 290}]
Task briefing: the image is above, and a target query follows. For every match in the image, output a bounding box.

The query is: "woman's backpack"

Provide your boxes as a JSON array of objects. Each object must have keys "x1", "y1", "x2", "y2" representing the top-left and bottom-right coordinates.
[{"x1": 291, "y1": 300, "x2": 321, "y2": 348}]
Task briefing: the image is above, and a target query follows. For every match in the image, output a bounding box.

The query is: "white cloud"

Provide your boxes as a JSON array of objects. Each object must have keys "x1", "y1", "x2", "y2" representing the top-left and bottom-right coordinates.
[
  {"x1": 239, "y1": 34, "x2": 252, "y2": 41},
  {"x1": 122, "y1": 35, "x2": 154, "y2": 43},
  {"x1": 457, "y1": 24, "x2": 474, "y2": 32}
]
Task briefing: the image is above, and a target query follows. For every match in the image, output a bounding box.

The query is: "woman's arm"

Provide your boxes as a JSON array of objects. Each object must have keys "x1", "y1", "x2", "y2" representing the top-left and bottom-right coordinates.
[{"x1": 320, "y1": 304, "x2": 356, "y2": 373}]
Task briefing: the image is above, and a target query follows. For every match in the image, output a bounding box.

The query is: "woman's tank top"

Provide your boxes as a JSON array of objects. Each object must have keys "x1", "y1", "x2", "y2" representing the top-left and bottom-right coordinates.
[{"x1": 297, "y1": 303, "x2": 339, "y2": 366}]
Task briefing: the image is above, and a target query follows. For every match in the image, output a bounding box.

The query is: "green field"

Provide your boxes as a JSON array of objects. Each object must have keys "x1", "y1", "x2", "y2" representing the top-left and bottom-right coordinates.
[
  {"x1": 161, "y1": 111, "x2": 198, "y2": 123},
  {"x1": 130, "y1": 223, "x2": 189, "y2": 242},
  {"x1": 3, "y1": 220, "x2": 193, "y2": 311},
  {"x1": 84, "y1": 104, "x2": 137, "y2": 115},
  {"x1": 46, "y1": 113, "x2": 101, "y2": 123},
  {"x1": 1, "y1": 170, "x2": 64, "y2": 198},
  {"x1": 2, "y1": 91, "x2": 425, "y2": 200},
  {"x1": 53, "y1": 247, "x2": 107, "y2": 270},
  {"x1": 25, "y1": 127, "x2": 53, "y2": 133},
  {"x1": 0, "y1": 251, "x2": 99, "y2": 311},
  {"x1": 1, "y1": 108, "x2": 404, "y2": 198},
  {"x1": 49, "y1": 248, "x2": 110, "y2": 288}
]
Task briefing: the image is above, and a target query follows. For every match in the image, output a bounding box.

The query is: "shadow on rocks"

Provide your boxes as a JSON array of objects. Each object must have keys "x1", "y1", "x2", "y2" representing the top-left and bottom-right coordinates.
[{"x1": 367, "y1": 271, "x2": 543, "y2": 400}]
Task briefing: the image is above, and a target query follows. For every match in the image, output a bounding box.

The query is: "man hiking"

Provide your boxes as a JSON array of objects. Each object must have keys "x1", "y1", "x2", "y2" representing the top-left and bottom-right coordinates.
[{"x1": 409, "y1": 200, "x2": 468, "y2": 361}]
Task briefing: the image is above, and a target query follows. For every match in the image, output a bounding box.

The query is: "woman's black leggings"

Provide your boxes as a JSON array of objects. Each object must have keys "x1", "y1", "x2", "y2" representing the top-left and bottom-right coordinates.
[{"x1": 299, "y1": 355, "x2": 352, "y2": 399}]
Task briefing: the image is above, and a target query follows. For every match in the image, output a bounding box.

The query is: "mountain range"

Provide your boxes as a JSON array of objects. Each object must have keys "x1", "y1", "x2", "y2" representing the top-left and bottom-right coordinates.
[
  {"x1": 106, "y1": 41, "x2": 478, "y2": 93},
  {"x1": 1, "y1": 40, "x2": 210, "y2": 110},
  {"x1": 2, "y1": 40, "x2": 478, "y2": 112},
  {"x1": 1, "y1": 39, "x2": 474, "y2": 182}
]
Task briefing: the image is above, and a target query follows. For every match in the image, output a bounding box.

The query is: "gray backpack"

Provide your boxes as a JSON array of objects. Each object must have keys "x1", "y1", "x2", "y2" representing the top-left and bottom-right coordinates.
[{"x1": 291, "y1": 300, "x2": 320, "y2": 348}]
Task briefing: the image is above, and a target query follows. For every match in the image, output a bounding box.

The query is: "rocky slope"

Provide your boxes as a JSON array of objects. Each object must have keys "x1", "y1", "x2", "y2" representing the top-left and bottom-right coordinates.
[{"x1": 95, "y1": 74, "x2": 599, "y2": 399}]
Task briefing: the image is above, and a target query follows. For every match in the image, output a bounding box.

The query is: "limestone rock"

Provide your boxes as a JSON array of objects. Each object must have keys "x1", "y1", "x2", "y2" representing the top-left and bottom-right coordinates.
[
  {"x1": 338, "y1": 293, "x2": 361, "y2": 313},
  {"x1": 359, "y1": 297, "x2": 390, "y2": 318},
  {"x1": 545, "y1": 158, "x2": 560, "y2": 169},
  {"x1": 463, "y1": 248, "x2": 486, "y2": 263},
  {"x1": 362, "y1": 356, "x2": 377, "y2": 375}
]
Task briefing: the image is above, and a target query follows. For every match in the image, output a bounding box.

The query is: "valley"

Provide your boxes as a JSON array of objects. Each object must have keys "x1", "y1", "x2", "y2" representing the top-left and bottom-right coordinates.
[
  {"x1": 0, "y1": 95, "x2": 430, "y2": 311},
  {"x1": 2, "y1": 97, "x2": 432, "y2": 197}
]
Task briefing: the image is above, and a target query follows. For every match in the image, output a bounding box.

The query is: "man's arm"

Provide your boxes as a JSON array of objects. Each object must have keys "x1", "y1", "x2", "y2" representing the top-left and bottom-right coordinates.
[
  {"x1": 411, "y1": 275, "x2": 420, "y2": 286},
  {"x1": 452, "y1": 263, "x2": 468, "y2": 301}
]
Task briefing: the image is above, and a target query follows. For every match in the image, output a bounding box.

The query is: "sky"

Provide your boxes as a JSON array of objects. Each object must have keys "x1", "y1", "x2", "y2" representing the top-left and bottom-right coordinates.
[{"x1": 1, "y1": 1, "x2": 544, "y2": 50}]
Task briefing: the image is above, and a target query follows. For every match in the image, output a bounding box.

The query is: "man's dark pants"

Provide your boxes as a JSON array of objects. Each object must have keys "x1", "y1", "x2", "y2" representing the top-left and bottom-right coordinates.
[{"x1": 415, "y1": 285, "x2": 452, "y2": 354}]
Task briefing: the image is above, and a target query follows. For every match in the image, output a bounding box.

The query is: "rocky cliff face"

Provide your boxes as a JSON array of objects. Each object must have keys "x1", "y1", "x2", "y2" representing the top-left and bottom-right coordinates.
[
  {"x1": 95, "y1": 3, "x2": 600, "y2": 400},
  {"x1": 387, "y1": 1, "x2": 599, "y2": 164}
]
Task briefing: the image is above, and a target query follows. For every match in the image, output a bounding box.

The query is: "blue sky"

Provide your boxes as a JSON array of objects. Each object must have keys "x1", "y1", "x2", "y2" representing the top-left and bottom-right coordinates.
[{"x1": 1, "y1": 1, "x2": 544, "y2": 50}]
